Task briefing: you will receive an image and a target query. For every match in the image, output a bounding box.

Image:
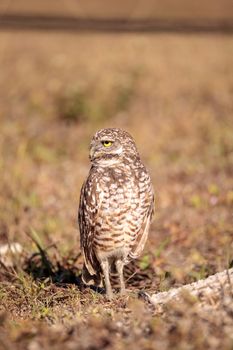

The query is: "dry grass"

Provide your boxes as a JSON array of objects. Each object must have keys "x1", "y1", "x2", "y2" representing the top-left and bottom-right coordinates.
[{"x1": 0, "y1": 31, "x2": 232, "y2": 349}]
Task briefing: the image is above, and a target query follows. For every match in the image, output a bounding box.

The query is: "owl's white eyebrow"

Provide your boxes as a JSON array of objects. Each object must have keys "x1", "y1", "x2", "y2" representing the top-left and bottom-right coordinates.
[{"x1": 100, "y1": 139, "x2": 114, "y2": 142}]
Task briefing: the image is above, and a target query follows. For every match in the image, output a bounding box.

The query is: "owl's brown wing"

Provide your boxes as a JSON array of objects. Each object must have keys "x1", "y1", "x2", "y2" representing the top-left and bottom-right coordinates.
[
  {"x1": 78, "y1": 175, "x2": 103, "y2": 286},
  {"x1": 129, "y1": 189, "x2": 154, "y2": 260}
]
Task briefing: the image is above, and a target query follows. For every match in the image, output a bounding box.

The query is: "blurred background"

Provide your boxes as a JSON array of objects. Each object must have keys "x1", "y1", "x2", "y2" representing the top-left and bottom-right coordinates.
[{"x1": 0, "y1": 0, "x2": 232, "y2": 285}]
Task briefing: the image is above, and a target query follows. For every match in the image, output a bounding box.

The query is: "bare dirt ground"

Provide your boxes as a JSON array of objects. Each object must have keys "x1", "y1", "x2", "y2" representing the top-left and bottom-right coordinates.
[{"x1": 0, "y1": 31, "x2": 232, "y2": 349}]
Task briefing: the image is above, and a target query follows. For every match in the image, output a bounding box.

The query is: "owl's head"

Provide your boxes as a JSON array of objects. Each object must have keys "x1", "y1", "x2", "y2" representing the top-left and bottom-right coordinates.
[{"x1": 89, "y1": 128, "x2": 139, "y2": 166}]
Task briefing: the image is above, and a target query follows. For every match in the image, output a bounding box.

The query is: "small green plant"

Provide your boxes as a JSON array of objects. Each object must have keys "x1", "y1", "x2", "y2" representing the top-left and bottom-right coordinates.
[
  {"x1": 139, "y1": 254, "x2": 151, "y2": 270},
  {"x1": 208, "y1": 183, "x2": 219, "y2": 195},
  {"x1": 154, "y1": 237, "x2": 170, "y2": 258},
  {"x1": 189, "y1": 194, "x2": 202, "y2": 209}
]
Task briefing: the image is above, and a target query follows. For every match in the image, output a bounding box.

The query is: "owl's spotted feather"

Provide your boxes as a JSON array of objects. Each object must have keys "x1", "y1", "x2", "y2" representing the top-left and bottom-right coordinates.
[{"x1": 78, "y1": 128, "x2": 154, "y2": 298}]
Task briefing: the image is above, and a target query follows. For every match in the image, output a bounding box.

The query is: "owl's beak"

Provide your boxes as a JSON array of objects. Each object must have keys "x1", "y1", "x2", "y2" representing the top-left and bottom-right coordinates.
[
  {"x1": 89, "y1": 146, "x2": 94, "y2": 160},
  {"x1": 89, "y1": 144, "x2": 102, "y2": 160}
]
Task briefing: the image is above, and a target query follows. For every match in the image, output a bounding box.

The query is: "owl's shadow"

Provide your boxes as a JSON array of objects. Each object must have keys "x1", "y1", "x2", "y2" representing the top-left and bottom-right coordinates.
[
  {"x1": 23, "y1": 241, "x2": 107, "y2": 294},
  {"x1": 24, "y1": 239, "x2": 154, "y2": 295},
  {"x1": 24, "y1": 248, "x2": 81, "y2": 287}
]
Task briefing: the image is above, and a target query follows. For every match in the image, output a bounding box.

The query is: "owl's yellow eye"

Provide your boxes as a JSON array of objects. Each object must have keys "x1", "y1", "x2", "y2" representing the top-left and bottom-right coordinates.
[{"x1": 102, "y1": 141, "x2": 112, "y2": 147}]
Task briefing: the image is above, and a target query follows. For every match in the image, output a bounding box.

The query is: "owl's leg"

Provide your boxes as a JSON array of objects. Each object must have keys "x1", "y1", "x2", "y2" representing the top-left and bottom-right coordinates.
[
  {"x1": 101, "y1": 259, "x2": 113, "y2": 300},
  {"x1": 116, "y1": 260, "x2": 126, "y2": 295}
]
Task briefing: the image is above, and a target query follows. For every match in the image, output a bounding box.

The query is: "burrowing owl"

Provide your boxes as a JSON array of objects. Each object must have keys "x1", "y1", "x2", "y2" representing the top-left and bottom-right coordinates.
[{"x1": 78, "y1": 128, "x2": 154, "y2": 299}]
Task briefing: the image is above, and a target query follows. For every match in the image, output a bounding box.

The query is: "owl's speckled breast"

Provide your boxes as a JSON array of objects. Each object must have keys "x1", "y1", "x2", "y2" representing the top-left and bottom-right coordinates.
[{"x1": 92, "y1": 164, "x2": 152, "y2": 260}]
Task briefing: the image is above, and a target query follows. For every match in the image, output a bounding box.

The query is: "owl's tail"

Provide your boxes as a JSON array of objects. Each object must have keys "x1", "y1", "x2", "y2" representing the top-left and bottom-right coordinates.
[{"x1": 81, "y1": 263, "x2": 103, "y2": 287}]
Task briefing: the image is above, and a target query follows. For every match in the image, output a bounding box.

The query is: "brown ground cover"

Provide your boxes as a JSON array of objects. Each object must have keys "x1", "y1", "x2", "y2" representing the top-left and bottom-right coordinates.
[{"x1": 0, "y1": 31, "x2": 232, "y2": 349}]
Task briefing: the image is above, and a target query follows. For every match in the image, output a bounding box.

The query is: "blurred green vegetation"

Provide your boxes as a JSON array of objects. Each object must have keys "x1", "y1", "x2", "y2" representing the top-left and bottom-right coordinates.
[{"x1": 55, "y1": 69, "x2": 139, "y2": 124}]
